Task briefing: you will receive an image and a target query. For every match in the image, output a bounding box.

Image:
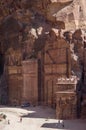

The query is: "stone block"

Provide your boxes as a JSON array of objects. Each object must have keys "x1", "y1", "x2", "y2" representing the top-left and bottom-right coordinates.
[{"x1": 56, "y1": 91, "x2": 77, "y2": 119}]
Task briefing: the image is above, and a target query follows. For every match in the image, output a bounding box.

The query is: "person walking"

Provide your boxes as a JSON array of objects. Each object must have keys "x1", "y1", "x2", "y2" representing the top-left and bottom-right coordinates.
[
  {"x1": 62, "y1": 120, "x2": 64, "y2": 128},
  {"x1": 20, "y1": 116, "x2": 22, "y2": 122},
  {"x1": 57, "y1": 120, "x2": 60, "y2": 128},
  {"x1": 8, "y1": 120, "x2": 10, "y2": 124},
  {"x1": 58, "y1": 120, "x2": 60, "y2": 124}
]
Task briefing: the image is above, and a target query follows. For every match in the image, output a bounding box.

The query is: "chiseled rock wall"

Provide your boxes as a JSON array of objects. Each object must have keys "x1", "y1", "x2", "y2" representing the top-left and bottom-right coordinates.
[
  {"x1": 0, "y1": 1, "x2": 86, "y2": 113},
  {"x1": 0, "y1": 0, "x2": 86, "y2": 30}
]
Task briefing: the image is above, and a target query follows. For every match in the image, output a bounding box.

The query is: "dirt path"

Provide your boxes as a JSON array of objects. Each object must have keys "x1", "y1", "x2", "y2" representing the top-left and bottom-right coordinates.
[{"x1": 0, "y1": 106, "x2": 86, "y2": 130}]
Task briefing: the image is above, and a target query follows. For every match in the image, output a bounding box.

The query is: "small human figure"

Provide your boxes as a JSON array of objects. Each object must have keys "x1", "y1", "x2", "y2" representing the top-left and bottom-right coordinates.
[
  {"x1": 57, "y1": 120, "x2": 60, "y2": 128},
  {"x1": 62, "y1": 120, "x2": 64, "y2": 128},
  {"x1": 58, "y1": 120, "x2": 60, "y2": 124},
  {"x1": 20, "y1": 117, "x2": 22, "y2": 122},
  {"x1": 8, "y1": 120, "x2": 10, "y2": 124}
]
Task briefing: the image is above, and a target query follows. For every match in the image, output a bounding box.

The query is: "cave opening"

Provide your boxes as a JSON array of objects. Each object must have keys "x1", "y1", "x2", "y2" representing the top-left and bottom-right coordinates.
[{"x1": 0, "y1": 43, "x2": 8, "y2": 105}]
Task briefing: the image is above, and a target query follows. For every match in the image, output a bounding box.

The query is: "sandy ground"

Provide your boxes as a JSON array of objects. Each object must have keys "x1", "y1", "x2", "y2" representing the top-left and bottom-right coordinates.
[{"x1": 0, "y1": 106, "x2": 86, "y2": 130}]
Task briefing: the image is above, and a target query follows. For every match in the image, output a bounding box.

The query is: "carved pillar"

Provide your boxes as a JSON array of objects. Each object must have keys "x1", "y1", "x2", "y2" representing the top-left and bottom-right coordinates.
[
  {"x1": 7, "y1": 66, "x2": 23, "y2": 106},
  {"x1": 55, "y1": 77, "x2": 78, "y2": 119},
  {"x1": 56, "y1": 91, "x2": 78, "y2": 119},
  {"x1": 22, "y1": 59, "x2": 38, "y2": 105}
]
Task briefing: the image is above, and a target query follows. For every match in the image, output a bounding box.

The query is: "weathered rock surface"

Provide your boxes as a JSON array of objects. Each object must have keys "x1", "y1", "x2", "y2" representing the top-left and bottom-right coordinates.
[{"x1": 0, "y1": 0, "x2": 86, "y2": 119}]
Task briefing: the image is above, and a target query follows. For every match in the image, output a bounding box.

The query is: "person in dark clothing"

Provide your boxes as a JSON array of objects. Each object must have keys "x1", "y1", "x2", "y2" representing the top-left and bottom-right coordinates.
[
  {"x1": 20, "y1": 117, "x2": 22, "y2": 122},
  {"x1": 8, "y1": 120, "x2": 10, "y2": 124},
  {"x1": 62, "y1": 121, "x2": 64, "y2": 128}
]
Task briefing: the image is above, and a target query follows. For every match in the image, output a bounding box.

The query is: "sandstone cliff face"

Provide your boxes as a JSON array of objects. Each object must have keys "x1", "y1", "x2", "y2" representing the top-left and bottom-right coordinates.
[
  {"x1": 0, "y1": 0, "x2": 86, "y2": 107},
  {"x1": 0, "y1": 0, "x2": 86, "y2": 29},
  {"x1": 0, "y1": 0, "x2": 85, "y2": 77},
  {"x1": 51, "y1": 0, "x2": 86, "y2": 30}
]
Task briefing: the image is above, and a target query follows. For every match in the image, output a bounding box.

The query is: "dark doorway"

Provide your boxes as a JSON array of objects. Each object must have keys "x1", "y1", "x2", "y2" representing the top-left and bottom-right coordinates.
[{"x1": 0, "y1": 53, "x2": 4, "y2": 76}]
